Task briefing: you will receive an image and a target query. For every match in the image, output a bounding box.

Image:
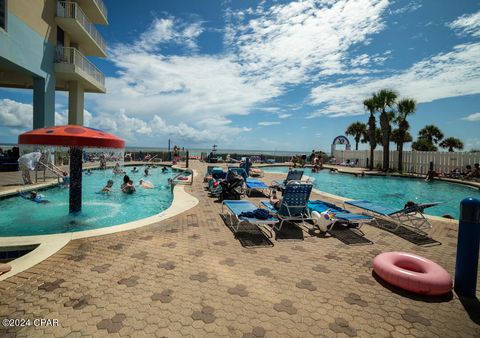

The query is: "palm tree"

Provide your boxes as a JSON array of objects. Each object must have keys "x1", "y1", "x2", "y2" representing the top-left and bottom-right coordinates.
[
  {"x1": 418, "y1": 125, "x2": 444, "y2": 144},
  {"x1": 439, "y1": 137, "x2": 464, "y2": 152},
  {"x1": 412, "y1": 139, "x2": 438, "y2": 151},
  {"x1": 394, "y1": 98, "x2": 416, "y2": 172},
  {"x1": 391, "y1": 129, "x2": 412, "y2": 151},
  {"x1": 361, "y1": 127, "x2": 383, "y2": 168},
  {"x1": 375, "y1": 89, "x2": 398, "y2": 171},
  {"x1": 345, "y1": 122, "x2": 367, "y2": 150},
  {"x1": 363, "y1": 97, "x2": 377, "y2": 170}
]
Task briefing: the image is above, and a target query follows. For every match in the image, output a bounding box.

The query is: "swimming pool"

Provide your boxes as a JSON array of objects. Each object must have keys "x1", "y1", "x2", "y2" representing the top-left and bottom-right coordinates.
[
  {"x1": 0, "y1": 167, "x2": 176, "y2": 237},
  {"x1": 262, "y1": 166, "x2": 480, "y2": 218}
]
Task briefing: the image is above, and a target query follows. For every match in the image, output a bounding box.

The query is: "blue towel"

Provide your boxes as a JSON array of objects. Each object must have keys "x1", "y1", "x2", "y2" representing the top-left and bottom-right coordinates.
[{"x1": 239, "y1": 208, "x2": 271, "y2": 220}]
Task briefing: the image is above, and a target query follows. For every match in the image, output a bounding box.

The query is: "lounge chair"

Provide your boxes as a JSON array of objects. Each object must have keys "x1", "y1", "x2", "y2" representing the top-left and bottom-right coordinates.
[
  {"x1": 344, "y1": 200, "x2": 442, "y2": 234},
  {"x1": 260, "y1": 181, "x2": 313, "y2": 234},
  {"x1": 228, "y1": 168, "x2": 270, "y2": 197},
  {"x1": 222, "y1": 200, "x2": 278, "y2": 233},
  {"x1": 271, "y1": 169, "x2": 304, "y2": 191},
  {"x1": 307, "y1": 200, "x2": 373, "y2": 232}
]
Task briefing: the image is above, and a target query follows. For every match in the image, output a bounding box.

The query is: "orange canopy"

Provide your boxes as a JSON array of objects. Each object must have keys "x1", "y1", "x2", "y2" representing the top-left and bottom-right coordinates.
[{"x1": 18, "y1": 125, "x2": 125, "y2": 148}]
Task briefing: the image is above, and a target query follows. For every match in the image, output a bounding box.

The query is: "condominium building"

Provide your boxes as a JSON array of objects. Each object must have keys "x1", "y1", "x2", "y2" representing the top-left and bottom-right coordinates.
[{"x1": 0, "y1": 0, "x2": 108, "y2": 128}]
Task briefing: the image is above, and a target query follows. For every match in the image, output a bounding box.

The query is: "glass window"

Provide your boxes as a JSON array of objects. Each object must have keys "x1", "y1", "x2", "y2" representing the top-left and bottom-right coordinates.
[{"x1": 0, "y1": 0, "x2": 6, "y2": 31}]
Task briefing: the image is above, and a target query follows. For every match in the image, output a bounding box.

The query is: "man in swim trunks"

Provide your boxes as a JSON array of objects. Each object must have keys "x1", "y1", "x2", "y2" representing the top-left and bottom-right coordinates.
[{"x1": 139, "y1": 179, "x2": 154, "y2": 189}]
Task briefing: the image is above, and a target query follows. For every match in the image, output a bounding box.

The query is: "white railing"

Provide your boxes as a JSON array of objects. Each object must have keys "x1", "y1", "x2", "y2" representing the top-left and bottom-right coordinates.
[
  {"x1": 55, "y1": 47, "x2": 105, "y2": 87},
  {"x1": 93, "y1": 0, "x2": 108, "y2": 21},
  {"x1": 57, "y1": 1, "x2": 106, "y2": 53},
  {"x1": 333, "y1": 149, "x2": 480, "y2": 174}
]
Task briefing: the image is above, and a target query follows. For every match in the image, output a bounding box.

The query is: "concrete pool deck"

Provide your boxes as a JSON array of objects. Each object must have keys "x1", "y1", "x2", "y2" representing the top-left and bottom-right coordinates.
[{"x1": 0, "y1": 160, "x2": 479, "y2": 337}]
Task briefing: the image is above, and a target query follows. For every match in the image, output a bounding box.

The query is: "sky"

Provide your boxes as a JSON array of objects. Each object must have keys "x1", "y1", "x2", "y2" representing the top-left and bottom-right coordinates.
[{"x1": 1, "y1": 0, "x2": 480, "y2": 152}]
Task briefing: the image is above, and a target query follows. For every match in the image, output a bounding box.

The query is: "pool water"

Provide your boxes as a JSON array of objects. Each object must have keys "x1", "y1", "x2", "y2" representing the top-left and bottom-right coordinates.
[
  {"x1": 0, "y1": 167, "x2": 176, "y2": 237},
  {"x1": 262, "y1": 166, "x2": 480, "y2": 218}
]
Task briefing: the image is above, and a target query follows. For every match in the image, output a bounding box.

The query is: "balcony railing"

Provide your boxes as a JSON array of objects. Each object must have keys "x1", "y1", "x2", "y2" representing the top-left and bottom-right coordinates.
[
  {"x1": 55, "y1": 47, "x2": 105, "y2": 87},
  {"x1": 57, "y1": 1, "x2": 106, "y2": 53},
  {"x1": 92, "y1": 0, "x2": 108, "y2": 21}
]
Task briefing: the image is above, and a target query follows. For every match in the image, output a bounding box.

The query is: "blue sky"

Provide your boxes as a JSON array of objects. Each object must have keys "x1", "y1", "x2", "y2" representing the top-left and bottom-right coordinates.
[{"x1": 1, "y1": 0, "x2": 480, "y2": 152}]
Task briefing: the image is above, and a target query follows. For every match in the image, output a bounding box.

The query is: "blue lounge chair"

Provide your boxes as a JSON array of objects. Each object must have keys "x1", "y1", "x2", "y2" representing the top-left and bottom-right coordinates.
[
  {"x1": 222, "y1": 200, "x2": 278, "y2": 233},
  {"x1": 344, "y1": 200, "x2": 442, "y2": 234},
  {"x1": 307, "y1": 200, "x2": 373, "y2": 232},
  {"x1": 272, "y1": 170, "x2": 304, "y2": 191},
  {"x1": 228, "y1": 168, "x2": 269, "y2": 196},
  {"x1": 260, "y1": 181, "x2": 313, "y2": 234}
]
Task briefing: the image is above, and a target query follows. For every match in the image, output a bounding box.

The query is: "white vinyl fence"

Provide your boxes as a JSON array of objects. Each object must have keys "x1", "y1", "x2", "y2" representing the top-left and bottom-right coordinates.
[{"x1": 333, "y1": 149, "x2": 480, "y2": 174}]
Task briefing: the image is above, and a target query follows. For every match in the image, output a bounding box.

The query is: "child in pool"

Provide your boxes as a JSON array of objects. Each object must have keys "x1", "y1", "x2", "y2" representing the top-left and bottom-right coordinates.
[
  {"x1": 101, "y1": 180, "x2": 114, "y2": 193},
  {"x1": 19, "y1": 190, "x2": 50, "y2": 204}
]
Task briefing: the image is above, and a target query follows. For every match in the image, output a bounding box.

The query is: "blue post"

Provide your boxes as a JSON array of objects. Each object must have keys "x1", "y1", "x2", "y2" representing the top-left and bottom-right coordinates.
[
  {"x1": 245, "y1": 157, "x2": 250, "y2": 177},
  {"x1": 454, "y1": 197, "x2": 480, "y2": 297}
]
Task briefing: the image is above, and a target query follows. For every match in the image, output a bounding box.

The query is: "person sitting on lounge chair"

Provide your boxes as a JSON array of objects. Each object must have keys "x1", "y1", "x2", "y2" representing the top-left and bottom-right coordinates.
[
  {"x1": 269, "y1": 190, "x2": 283, "y2": 210},
  {"x1": 464, "y1": 163, "x2": 480, "y2": 180}
]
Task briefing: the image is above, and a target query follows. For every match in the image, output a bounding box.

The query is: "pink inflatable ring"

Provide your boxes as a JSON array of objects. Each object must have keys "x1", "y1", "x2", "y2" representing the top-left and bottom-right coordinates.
[{"x1": 373, "y1": 252, "x2": 452, "y2": 296}]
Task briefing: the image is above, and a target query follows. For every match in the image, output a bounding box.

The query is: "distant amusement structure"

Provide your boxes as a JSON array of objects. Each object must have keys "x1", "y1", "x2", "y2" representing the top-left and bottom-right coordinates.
[{"x1": 331, "y1": 135, "x2": 351, "y2": 156}]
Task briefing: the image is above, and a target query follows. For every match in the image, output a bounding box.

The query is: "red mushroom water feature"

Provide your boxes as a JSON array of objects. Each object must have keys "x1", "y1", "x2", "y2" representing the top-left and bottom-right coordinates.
[{"x1": 18, "y1": 125, "x2": 125, "y2": 213}]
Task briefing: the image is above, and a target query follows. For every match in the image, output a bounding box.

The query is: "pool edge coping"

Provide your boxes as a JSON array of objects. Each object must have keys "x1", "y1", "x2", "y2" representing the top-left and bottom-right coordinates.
[{"x1": 0, "y1": 169, "x2": 199, "y2": 281}]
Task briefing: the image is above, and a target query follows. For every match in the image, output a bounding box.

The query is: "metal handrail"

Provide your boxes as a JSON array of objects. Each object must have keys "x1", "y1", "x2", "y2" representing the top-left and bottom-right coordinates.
[
  {"x1": 55, "y1": 47, "x2": 105, "y2": 87},
  {"x1": 57, "y1": 1, "x2": 106, "y2": 53}
]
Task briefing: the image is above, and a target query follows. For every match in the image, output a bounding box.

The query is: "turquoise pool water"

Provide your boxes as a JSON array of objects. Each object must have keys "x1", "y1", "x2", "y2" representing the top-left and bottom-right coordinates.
[
  {"x1": 0, "y1": 167, "x2": 176, "y2": 237},
  {"x1": 262, "y1": 166, "x2": 480, "y2": 218}
]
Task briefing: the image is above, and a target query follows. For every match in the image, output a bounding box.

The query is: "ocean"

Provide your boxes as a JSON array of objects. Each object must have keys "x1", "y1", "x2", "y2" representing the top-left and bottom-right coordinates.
[{"x1": 1, "y1": 143, "x2": 311, "y2": 157}]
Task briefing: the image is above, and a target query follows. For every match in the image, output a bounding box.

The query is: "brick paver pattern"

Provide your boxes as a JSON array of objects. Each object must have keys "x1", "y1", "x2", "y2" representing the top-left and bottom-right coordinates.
[{"x1": 1, "y1": 161, "x2": 479, "y2": 337}]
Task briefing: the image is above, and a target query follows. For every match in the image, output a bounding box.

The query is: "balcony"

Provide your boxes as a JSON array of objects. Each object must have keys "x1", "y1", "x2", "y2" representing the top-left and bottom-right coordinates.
[
  {"x1": 75, "y1": 0, "x2": 108, "y2": 25},
  {"x1": 56, "y1": 1, "x2": 107, "y2": 57},
  {"x1": 55, "y1": 47, "x2": 106, "y2": 93}
]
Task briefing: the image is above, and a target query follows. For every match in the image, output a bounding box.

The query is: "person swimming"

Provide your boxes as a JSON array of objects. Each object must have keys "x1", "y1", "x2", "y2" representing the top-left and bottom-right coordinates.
[
  {"x1": 131, "y1": 166, "x2": 139, "y2": 173},
  {"x1": 85, "y1": 169, "x2": 93, "y2": 175},
  {"x1": 161, "y1": 166, "x2": 168, "y2": 173},
  {"x1": 19, "y1": 190, "x2": 50, "y2": 204},
  {"x1": 144, "y1": 167, "x2": 150, "y2": 176},
  {"x1": 101, "y1": 180, "x2": 114, "y2": 193},
  {"x1": 113, "y1": 163, "x2": 124, "y2": 175},
  {"x1": 139, "y1": 179, "x2": 154, "y2": 189},
  {"x1": 121, "y1": 175, "x2": 136, "y2": 194}
]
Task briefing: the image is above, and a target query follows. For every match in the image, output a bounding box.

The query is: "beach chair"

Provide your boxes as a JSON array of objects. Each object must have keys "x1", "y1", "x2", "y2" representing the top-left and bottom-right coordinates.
[
  {"x1": 344, "y1": 200, "x2": 442, "y2": 234},
  {"x1": 271, "y1": 169, "x2": 304, "y2": 191},
  {"x1": 228, "y1": 168, "x2": 269, "y2": 196},
  {"x1": 222, "y1": 200, "x2": 278, "y2": 233},
  {"x1": 307, "y1": 200, "x2": 373, "y2": 232},
  {"x1": 204, "y1": 165, "x2": 217, "y2": 182},
  {"x1": 260, "y1": 181, "x2": 313, "y2": 234}
]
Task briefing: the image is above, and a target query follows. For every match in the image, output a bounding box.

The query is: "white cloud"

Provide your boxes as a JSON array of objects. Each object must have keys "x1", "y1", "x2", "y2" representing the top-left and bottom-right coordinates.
[
  {"x1": 462, "y1": 112, "x2": 480, "y2": 122},
  {"x1": 228, "y1": 0, "x2": 390, "y2": 85},
  {"x1": 136, "y1": 17, "x2": 204, "y2": 51},
  {"x1": 308, "y1": 43, "x2": 480, "y2": 117},
  {"x1": 0, "y1": 99, "x2": 33, "y2": 127},
  {"x1": 258, "y1": 121, "x2": 280, "y2": 126},
  {"x1": 86, "y1": 1, "x2": 392, "y2": 145},
  {"x1": 448, "y1": 11, "x2": 480, "y2": 38},
  {"x1": 389, "y1": 1, "x2": 422, "y2": 15}
]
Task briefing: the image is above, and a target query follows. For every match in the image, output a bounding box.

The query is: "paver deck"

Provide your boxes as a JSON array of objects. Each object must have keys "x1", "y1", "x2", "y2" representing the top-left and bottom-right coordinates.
[{"x1": 1, "y1": 161, "x2": 479, "y2": 337}]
